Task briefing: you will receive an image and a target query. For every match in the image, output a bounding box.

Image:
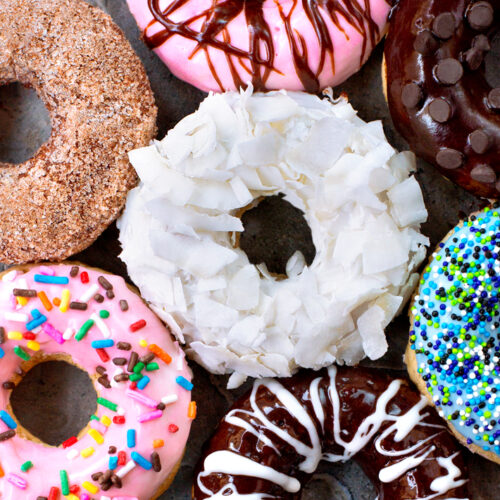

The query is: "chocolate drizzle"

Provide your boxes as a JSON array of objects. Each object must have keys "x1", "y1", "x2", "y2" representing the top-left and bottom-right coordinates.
[
  {"x1": 145, "y1": 0, "x2": 384, "y2": 92},
  {"x1": 194, "y1": 366, "x2": 469, "y2": 499}
]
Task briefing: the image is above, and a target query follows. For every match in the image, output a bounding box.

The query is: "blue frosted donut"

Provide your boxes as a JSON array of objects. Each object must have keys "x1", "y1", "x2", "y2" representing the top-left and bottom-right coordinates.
[{"x1": 407, "y1": 204, "x2": 500, "y2": 464}]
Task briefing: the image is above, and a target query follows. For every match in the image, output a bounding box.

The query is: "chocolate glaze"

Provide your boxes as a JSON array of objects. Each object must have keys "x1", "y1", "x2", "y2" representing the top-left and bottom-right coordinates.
[
  {"x1": 194, "y1": 366, "x2": 469, "y2": 499},
  {"x1": 144, "y1": 0, "x2": 386, "y2": 93},
  {"x1": 385, "y1": 0, "x2": 500, "y2": 199}
]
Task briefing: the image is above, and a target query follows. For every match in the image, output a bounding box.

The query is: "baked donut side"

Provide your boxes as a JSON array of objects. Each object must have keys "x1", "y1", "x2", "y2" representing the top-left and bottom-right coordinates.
[
  {"x1": 193, "y1": 365, "x2": 469, "y2": 499},
  {"x1": 407, "y1": 205, "x2": 500, "y2": 465},
  {"x1": 0, "y1": 263, "x2": 193, "y2": 499},
  {"x1": 0, "y1": 0, "x2": 157, "y2": 264},
  {"x1": 384, "y1": 0, "x2": 500, "y2": 198}
]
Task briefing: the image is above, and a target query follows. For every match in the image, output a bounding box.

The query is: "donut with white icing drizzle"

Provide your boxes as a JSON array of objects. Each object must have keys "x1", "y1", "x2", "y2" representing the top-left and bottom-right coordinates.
[{"x1": 194, "y1": 365, "x2": 469, "y2": 499}]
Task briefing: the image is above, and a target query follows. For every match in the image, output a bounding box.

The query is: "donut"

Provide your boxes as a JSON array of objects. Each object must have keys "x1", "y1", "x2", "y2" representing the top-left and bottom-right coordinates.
[
  {"x1": 194, "y1": 365, "x2": 470, "y2": 499},
  {"x1": 0, "y1": 0, "x2": 157, "y2": 264},
  {"x1": 0, "y1": 263, "x2": 194, "y2": 499},
  {"x1": 126, "y1": 0, "x2": 393, "y2": 93},
  {"x1": 118, "y1": 87, "x2": 429, "y2": 387},
  {"x1": 407, "y1": 204, "x2": 500, "y2": 465},
  {"x1": 383, "y1": 0, "x2": 500, "y2": 198}
]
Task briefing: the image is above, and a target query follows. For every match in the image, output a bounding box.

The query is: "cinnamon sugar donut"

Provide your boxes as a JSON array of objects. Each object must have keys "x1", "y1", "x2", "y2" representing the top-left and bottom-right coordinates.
[
  {"x1": 194, "y1": 366, "x2": 470, "y2": 499},
  {"x1": 0, "y1": 0, "x2": 157, "y2": 264}
]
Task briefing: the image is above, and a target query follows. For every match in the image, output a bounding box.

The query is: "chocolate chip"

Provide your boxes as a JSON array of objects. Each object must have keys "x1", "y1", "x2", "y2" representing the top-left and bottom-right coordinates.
[
  {"x1": 472, "y1": 34, "x2": 491, "y2": 51},
  {"x1": 435, "y1": 58, "x2": 463, "y2": 85},
  {"x1": 429, "y1": 98, "x2": 453, "y2": 122},
  {"x1": 467, "y1": 1, "x2": 494, "y2": 31},
  {"x1": 436, "y1": 148, "x2": 464, "y2": 169},
  {"x1": 402, "y1": 83, "x2": 423, "y2": 108},
  {"x1": 471, "y1": 164, "x2": 496, "y2": 183},
  {"x1": 469, "y1": 129, "x2": 490, "y2": 153},
  {"x1": 464, "y1": 47, "x2": 485, "y2": 70},
  {"x1": 432, "y1": 12, "x2": 456, "y2": 39},
  {"x1": 414, "y1": 30, "x2": 439, "y2": 55},
  {"x1": 488, "y1": 88, "x2": 500, "y2": 110}
]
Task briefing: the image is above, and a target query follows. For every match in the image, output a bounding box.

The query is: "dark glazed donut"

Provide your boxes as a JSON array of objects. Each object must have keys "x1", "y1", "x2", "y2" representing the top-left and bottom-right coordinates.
[
  {"x1": 384, "y1": 0, "x2": 499, "y2": 199},
  {"x1": 194, "y1": 366, "x2": 469, "y2": 499},
  {"x1": 0, "y1": 0, "x2": 157, "y2": 264}
]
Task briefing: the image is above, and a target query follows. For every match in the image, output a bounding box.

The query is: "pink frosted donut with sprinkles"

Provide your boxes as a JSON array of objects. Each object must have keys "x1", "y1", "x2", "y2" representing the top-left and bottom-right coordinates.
[
  {"x1": 0, "y1": 263, "x2": 194, "y2": 499},
  {"x1": 126, "y1": 0, "x2": 393, "y2": 92}
]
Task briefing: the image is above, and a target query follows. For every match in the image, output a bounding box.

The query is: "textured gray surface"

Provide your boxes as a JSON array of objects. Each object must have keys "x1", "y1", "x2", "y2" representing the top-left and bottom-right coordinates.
[{"x1": 0, "y1": 0, "x2": 498, "y2": 498}]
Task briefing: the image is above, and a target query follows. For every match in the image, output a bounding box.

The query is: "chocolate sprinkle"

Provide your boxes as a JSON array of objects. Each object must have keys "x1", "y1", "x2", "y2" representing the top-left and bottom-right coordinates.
[
  {"x1": 2, "y1": 381, "x2": 15, "y2": 390},
  {"x1": 106, "y1": 289, "x2": 115, "y2": 300},
  {"x1": 37, "y1": 497, "x2": 48, "y2": 500},
  {"x1": 488, "y1": 88, "x2": 500, "y2": 110},
  {"x1": 429, "y1": 98, "x2": 452, "y2": 123},
  {"x1": 96, "y1": 365, "x2": 107, "y2": 375},
  {"x1": 111, "y1": 473, "x2": 122, "y2": 488},
  {"x1": 151, "y1": 451, "x2": 162, "y2": 472},
  {"x1": 413, "y1": 30, "x2": 439, "y2": 55},
  {"x1": 127, "y1": 351, "x2": 139, "y2": 372},
  {"x1": 112, "y1": 357, "x2": 127, "y2": 366},
  {"x1": 469, "y1": 129, "x2": 490, "y2": 154},
  {"x1": 140, "y1": 352, "x2": 155, "y2": 364},
  {"x1": 98, "y1": 276, "x2": 113, "y2": 290},
  {"x1": 117, "y1": 341, "x2": 132, "y2": 351},
  {"x1": 0, "y1": 429, "x2": 15, "y2": 441},
  {"x1": 69, "y1": 301, "x2": 88, "y2": 311},
  {"x1": 69, "y1": 266, "x2": 79, "y2": 277},
  {"x1": 436, "y1": 148, "x2": 464, "y2": 169},
  {"x1": 12, "y1": 288, "x2": 37, "y2": 297},
  {"x1": 435, "y1": 58, "x2": 463, "y2": 85},
  {"x1": 432, "y1": 12, "x2": 456, "y2": 39},
  {"x1": 114, "y1": 373, "x2": 130, "y2": 383},
  {"x1": 97, "y1": 375, "x2": 111, "y2": 389},
  {"x1": 119, "y1": 299, "x2": 129, "y2": 311},
  {"x1": 156, "y1": 402, "x2": 166, "y2": 411},
  {"x1": 108, "y1": 445, "x2": 117, "y2": 454},
  {"x1": 471, "y1": 164, "x2": 496, "y2": 183},
  {"x1": 402, "y1": 83, "x2": 423, "y2": 108},
  {"x1": 91, "y1": 472, "x2": 103, "y2": 481},
  {"x1": 467, "y1": 1, "x2": 494, "y2": 31},
  {"x1": 94, "y1": 293, "x2": 105, "y2": 303},
  {"x1": 0, "y1": 326, "x2": 5, "y2": 344}
]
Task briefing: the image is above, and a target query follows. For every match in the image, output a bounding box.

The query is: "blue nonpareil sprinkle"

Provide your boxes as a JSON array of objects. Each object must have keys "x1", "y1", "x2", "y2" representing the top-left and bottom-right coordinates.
[
  {"x1": 176, "y1": 375, "x2": 193, "y2": 391},
  {"x1": 131, "y1": 451, "x2": 152, "y2": 470},
  {"x1": 34, "y1": 274, "x2": 69, "y2": 285}
]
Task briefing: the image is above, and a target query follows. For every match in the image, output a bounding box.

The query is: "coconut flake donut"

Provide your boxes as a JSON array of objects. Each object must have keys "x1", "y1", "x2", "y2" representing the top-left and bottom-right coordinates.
[
  {"x1": 118, "y1": 88, "x2": 429, "y2": 388},
  {"x1": 384, "y1": 0, "x2": 500, "y2": 198},
  {"x1": 0, "y1": 0, "x2": 157, "y2": 264},
  {"x1": 194, "y1": 365, "x2": 470, "y2": 499},
  {"x1": 126, "y1": 0, "x2": 392, "y2": 93},
  {"x1": 407, "y1": 204, "x2": 500, "y2": 465},
  {"x1": 0, "y1": 263, "x2": 194, "y2": 499}
]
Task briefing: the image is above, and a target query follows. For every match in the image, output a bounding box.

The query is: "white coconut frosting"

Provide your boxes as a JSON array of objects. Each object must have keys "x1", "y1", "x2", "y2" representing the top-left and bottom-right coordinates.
[{"x1": 118, "y1": 87, "x2": 429, "y2": 388}]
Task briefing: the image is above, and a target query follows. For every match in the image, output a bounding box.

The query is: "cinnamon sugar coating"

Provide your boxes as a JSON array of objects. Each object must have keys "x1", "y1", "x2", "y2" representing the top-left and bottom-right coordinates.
[{"x1": 0, "y1": 0, "x2": 157, "y2": 264}]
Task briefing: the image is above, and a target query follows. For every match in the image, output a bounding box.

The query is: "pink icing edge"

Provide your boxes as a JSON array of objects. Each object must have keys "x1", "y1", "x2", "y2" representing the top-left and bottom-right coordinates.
[
  {"x1": 126, "y1": 0, "x2": 391, "y2": 92},
  {"x1": 0, "y1": 263, "x2": 193, "y2": 500}
]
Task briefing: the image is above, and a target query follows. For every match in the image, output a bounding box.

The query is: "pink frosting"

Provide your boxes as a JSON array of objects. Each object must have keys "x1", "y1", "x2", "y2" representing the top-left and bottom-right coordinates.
[
  {"x1": 0, "y1": 264, "x2": 193, "y2": 499},
  {"x1": 126, "y1": 0, "x2": 391, "y2": 92}
]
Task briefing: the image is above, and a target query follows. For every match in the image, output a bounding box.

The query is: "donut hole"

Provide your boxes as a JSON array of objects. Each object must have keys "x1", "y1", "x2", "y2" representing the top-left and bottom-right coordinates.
[
  {"x1": 0, "y1": 82, "x2": 51, "y2": 164},
  {"x1": 238, "y1": 194, "x2": 316, "y2": 277},
  {"x1": 484, "y1": 30, "x2": 500, "y2": 89},
  {"x1": 9, "y1": 358, "x2": 97, "y2": 447}
]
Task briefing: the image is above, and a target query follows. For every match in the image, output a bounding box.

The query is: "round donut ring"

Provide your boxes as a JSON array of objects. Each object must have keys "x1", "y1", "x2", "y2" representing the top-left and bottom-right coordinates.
[
  {"x1": 194, "y1": 365, "x2": 470, "y2": 499},
  {"x1": 384, "y1": 0, "x2": 500, "y2": 198},
  {"x1": 407, "y1": 204, "x2": 500, "y2": 465},
  {"x1": 0, "y1": 0, "x2": 157, "y2": 264},
  {"x1": 126, "y1": 0, "x2": 392, "y2": 92}
]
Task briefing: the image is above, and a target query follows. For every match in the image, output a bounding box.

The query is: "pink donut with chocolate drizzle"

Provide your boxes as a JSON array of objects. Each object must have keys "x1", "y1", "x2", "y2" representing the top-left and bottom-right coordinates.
[{"x1": 126, "y1": 0, "x2": 393, "y2": 93}]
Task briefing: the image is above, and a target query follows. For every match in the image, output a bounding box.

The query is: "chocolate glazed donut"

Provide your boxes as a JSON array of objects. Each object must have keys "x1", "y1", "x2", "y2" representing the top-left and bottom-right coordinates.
[
  {"x1": 384, "y1": 0, "x2": 499, "y2": 198},
  {"x1": 194, "y1": 366, "x2": 469, "y2": 499}
]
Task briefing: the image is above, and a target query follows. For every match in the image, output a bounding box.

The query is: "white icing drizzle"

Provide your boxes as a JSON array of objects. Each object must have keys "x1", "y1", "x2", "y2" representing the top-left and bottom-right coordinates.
[
  {"x1": 198, "y1": 368, "x2": 468, "y2": 498},
  {"x1": 203, "y1": 451, "x2": 300, "y2": 493}
]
